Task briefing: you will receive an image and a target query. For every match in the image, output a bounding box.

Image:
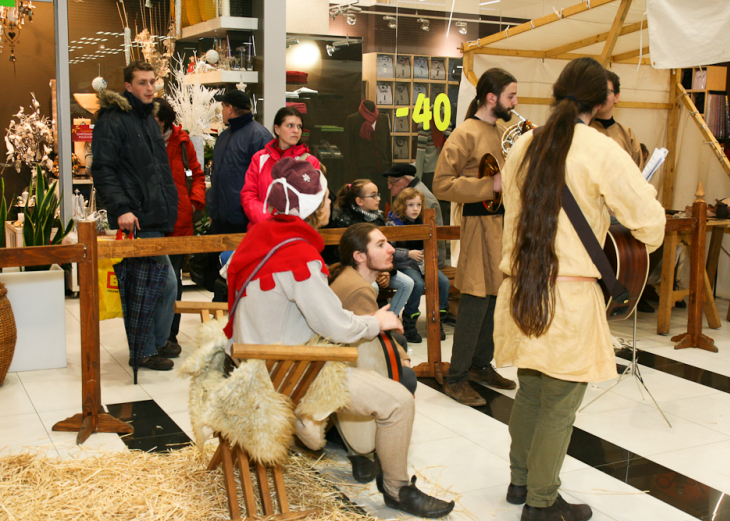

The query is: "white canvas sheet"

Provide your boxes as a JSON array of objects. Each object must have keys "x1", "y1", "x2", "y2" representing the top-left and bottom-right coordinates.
[{"x1": 647, "y1": 0, "x2": 730, "y2": 69}]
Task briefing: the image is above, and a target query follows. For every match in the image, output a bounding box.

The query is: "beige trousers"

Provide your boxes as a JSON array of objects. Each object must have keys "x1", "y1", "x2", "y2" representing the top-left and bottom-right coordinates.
[{"x1": 342, "y1": 368, "x2": 414, "y2": 497}]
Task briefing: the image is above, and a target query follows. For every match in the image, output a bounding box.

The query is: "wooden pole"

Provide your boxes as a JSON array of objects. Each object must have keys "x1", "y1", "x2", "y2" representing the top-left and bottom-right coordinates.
[
  {"x1": 52, "y1": 221, "x2": 133, "y2": 443},
  {"x1": 599, "y1": 0, "x2": 632, "y2": 67},
  {"x1": 671, "y1": 183, "x2": 717, "y2": 352},
  {"x1": 662, "y1": 72, "x2": 680, "y2": 208},
  {"x1": 413, "y1": 208, "x2": 444, "y2": 382}
]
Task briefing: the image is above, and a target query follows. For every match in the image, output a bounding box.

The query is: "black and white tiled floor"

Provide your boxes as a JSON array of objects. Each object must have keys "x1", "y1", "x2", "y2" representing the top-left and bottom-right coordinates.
[{"x1": 2, "y1": 286, "x2": 730, "y2": 520}]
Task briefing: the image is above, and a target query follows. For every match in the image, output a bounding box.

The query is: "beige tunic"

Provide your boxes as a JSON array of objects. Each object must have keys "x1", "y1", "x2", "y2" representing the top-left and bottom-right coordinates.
[
  {"x1": 433, "y1": 117, "x2": 505, "y2": 297},
  {"x1": 494, "y1": 124, "x2": 665, "y2": 383},
  {"x1": 590, "y1": 119, "x2": 644, "y2": 170}
]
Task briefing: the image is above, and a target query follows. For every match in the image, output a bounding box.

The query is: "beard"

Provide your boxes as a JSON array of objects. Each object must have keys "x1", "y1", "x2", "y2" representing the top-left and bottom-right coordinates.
[
  {"x1": 367, "y1": 256, "x2": 393, "y2": 274},
  {"x1": 492, "y1": 99, "x2": 512, "y2": 122}
]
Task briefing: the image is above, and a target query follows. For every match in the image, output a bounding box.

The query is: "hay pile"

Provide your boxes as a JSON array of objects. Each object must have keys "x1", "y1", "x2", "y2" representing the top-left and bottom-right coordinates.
[{"x1": 0, "y1": 444, "x2": 378, "y2": 520}]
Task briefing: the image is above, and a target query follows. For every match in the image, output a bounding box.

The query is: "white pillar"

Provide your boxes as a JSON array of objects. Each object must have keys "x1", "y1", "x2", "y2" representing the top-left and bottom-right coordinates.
[
  {"x1": 54, "y1": 0, "x2": 73, "y2": 222},
  {"x1": 260, "y1": 0, "x2": 286, "y2": 131}
]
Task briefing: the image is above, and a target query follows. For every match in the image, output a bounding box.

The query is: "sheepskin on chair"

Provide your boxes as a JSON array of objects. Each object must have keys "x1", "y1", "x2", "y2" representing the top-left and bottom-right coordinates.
[{"x1": 180, "y1": 324, "x2": 352, "y2": 467}]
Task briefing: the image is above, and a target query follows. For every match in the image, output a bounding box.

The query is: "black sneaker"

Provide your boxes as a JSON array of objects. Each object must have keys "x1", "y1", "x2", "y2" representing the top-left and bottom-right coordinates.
[
  {"x1": 129, "y1": 355, "x2": 174, "y2": 371},
  {"x1": 157, "y1": 340, "x2": 182, "y2": 359},
  {"x1": 521, "y1": 494, "x2": 592, "y2": 521}
]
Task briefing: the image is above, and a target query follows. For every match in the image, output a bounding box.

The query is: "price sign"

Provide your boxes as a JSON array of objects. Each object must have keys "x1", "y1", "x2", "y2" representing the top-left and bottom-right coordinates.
[{"x1": 395, "y1": 93, "x2": 451, "y2": 131}]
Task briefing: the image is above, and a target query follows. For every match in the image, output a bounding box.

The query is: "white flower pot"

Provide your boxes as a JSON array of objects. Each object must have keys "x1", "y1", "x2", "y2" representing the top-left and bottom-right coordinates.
[{"x1": 0, "y1": 266, "x2": 66, "y2": 372}]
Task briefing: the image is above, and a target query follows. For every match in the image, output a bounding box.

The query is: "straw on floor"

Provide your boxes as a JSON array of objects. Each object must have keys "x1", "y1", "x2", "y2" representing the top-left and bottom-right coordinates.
[{"x1": 0, "y1": 443, "x2": 378, "y2": 520}]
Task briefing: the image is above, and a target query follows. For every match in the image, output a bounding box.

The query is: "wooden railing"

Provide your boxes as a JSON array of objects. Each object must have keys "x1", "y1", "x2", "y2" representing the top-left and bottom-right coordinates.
[{"x1": 0, "y1": 199, "x2": 714, "y2": 444}]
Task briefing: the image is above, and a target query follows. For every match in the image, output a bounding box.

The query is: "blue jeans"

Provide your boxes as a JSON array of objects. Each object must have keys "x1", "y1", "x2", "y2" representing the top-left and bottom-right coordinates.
[
  {"x1": 400, "y1": 268, "x2": 450, "y2": 318},
  {"x1": 136, "y1": 231, "x2": 178, "y2": 358},
  {"x1": 387, "y1": 271, "x2": 414, "y2": 317}
]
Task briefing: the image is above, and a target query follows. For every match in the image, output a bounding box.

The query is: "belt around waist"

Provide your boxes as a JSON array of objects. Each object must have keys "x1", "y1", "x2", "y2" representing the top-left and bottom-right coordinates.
[{"x1": 556, "y1": 276, "x2": 597, "y2": 282}]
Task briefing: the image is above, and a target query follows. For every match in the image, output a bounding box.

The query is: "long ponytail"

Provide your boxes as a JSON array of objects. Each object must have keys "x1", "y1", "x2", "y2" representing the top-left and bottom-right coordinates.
[{"x1": 510, "y1": 57, "x2": 608, "y2": 337}]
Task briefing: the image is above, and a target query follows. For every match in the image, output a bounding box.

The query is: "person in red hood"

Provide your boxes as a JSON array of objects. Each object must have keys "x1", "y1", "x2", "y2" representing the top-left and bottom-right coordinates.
[
  {"x1": 240, "y1": 106, "x2": 320, "y2": 229},
  {"x1": 154, "y1": 97, "x2": 206, "y2": 348}
]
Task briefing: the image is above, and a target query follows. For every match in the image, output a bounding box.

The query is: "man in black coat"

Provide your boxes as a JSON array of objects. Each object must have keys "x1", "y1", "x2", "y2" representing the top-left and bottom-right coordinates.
[
  {"x1": 91, "y1": 61, "x2": 180, "y2": 372},
  {"x1": 207, "y1": 89, "x2": 271, "y2": 234}
]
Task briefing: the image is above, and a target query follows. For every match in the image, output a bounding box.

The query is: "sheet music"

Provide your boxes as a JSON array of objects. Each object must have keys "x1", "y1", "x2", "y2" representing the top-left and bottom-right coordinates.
[{"x1": 642, "y1": 147, "x2": 668, "y2": 182}]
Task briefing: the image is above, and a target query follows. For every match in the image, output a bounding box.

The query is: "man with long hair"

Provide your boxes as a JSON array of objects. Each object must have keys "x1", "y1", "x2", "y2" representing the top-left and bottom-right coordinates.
[
  {"x1": 494, "y1": 58, "x2": 665, "y2": 520},
  {"x1": 432, "y1": 68, "x2": 518, "y2": 407}
]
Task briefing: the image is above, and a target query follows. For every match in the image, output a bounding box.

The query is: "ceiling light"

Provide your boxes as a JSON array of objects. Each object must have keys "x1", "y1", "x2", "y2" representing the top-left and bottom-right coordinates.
[
  {"x1": 455, "y1": 21, "x2": 467, "y2": 35},
  {"x1": 384, "y1": 15, "x2": 396, "y2": 29},
  {"x1": 418, "y1": 18, "x2": 429, "y2": 31},
  {"x1": 326, "y1": 44, "x2": 335, "y2": 57},
  {"x1": 327, "y1": 39, "x2": 351, "y2": 57},
  {"x1": 479, "y1": 0, "x2": 500, "y2": 4},
  {"x1": 286, "y1": 38, "x2": 299, "y2": 48},
  {"x1": 346, "y1": 14, "x2": 356, "y2": 25}
]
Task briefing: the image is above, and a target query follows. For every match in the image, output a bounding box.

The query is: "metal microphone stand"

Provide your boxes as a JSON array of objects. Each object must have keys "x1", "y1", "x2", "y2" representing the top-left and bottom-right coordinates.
[{"x1": 578, "y1": 310, "x2": 672, "y2": 428}]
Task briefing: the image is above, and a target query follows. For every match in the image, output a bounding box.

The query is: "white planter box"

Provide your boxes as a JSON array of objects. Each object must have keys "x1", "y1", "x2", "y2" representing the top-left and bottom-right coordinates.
[{"x1": 0, "y1": 267, "x2": 67, "y2": 372}]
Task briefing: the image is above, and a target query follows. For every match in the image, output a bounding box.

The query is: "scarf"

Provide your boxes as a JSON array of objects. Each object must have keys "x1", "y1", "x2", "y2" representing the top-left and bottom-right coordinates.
[
  {"x1": 351, "y1": 204, "x2": 382, "y2": 223},
  {"x1": 358, "y1": 101, "x2": 378, "y2": 141},
  {"x1": 430, "y1": 113, "x2": 446, "y2": 148},
  {"x1": 223, "y1": 214, "x2": 328, "y2": 338},
  {"x1": 123, "y1": 90, "x2": 154, "y2": 117}
]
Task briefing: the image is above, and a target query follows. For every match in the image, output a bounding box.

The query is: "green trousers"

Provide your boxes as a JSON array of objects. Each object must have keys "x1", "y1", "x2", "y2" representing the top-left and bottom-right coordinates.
[{"x1": 508, "y1": 368, "x2": 587, "y2": 507}]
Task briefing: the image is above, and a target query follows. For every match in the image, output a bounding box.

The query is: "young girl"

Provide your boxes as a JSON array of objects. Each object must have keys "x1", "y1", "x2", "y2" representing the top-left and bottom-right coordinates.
[{"x1": 387, "y1": 187, "x2": 451, "y2": 343}]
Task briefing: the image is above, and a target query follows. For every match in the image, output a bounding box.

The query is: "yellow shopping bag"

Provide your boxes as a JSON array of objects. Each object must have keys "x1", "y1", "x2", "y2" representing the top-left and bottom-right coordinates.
[{"x1": 98, "y1": 257, "x2": 123, "y2": 320}]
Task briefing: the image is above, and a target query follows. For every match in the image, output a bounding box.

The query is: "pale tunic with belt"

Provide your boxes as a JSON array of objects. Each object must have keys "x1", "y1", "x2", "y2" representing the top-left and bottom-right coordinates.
[
  {"x1": 433, "y1": 117, "x2": 506, "y2": 297},
  {"x1": 494, "y1": 124, "x2": 665, "y2": 383}
]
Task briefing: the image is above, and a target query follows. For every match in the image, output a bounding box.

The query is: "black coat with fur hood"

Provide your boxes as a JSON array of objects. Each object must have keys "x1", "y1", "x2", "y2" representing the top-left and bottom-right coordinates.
[{"x1": 91, "y1": 90, "x2": 178, "y2": 233}]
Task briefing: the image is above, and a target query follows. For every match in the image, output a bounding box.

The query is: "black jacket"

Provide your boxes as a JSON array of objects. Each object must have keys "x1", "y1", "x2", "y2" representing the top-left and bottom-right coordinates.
[
  {"x1": 206, "y1": 113, "x2": 272, "y2": 227},
  {"x1": 91, "y1": 90, "x2": 178, "y2": 233}
]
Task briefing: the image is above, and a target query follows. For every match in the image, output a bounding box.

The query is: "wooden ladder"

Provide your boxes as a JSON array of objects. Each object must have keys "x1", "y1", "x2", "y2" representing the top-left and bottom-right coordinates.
[{"x1": 208, "y1": 343, "x2": 358, "y2": 521}]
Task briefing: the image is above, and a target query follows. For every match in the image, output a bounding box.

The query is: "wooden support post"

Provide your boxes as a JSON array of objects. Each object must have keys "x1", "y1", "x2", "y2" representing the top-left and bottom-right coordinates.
[
  {"x1": 662, "y1": 72, "x2": 680, "y2": 208},
  {"x1": 672, "y1": 183, "x2": 717, "y2": 352},
  {"x1": 413, "y1": 208, "x2": 445, "y2": 383},
  {"x1": 656, "y1": 230, "x2": 679, "y2": 335},
  {"x1": 599, "y1": 0, "x2": 633, "y2": 67},
  {"x1": 52, "y1": 221, "x2": 133, "y2": 443}
]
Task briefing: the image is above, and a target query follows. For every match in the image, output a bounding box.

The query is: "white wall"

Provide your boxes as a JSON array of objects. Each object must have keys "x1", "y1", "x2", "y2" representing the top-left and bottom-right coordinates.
[{"x1": 286, "y1": 0, "x2": 329, "y2": 35}]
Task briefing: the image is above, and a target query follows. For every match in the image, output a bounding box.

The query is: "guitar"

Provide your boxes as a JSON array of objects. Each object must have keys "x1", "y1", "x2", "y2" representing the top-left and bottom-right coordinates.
[{"x1": 601, "y1": 223, "x2": 649, "y2": 321}]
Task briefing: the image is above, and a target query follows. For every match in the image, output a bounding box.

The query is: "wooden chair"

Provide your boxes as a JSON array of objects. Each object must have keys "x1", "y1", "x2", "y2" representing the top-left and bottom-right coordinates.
[
  {"x1": 208, "y1": 343, "x2": 359, "y2": 521},
  {"x1": 174, "y1": 301, "x2": 228, "y2": 322}
]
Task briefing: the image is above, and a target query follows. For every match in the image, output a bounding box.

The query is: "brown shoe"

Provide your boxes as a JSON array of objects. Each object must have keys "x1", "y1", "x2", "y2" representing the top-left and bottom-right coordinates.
[
  {"x1": 443, "y1": 379, "x2": 486, "y2": 406},
  {"x1": 469, "y1": 365, "x2": 516, "y2": 390}
]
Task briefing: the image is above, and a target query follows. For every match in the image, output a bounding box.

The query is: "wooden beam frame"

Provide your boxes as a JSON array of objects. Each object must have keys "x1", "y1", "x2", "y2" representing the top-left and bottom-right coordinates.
[
  {"x1": 462, "y1": 0, "x2": 618, "y2": 53},
  {"x1": 517, "y1": 96, "x2": 672, "y2": 110},
  {"x1": 599, "y1": 0, "x2": 633, "y2": 66},
  {"x1": 545, "y1": 21, "x2": 644, "y2": 57},
  {"x1": 662, "y1": 70, "x2": 680, "y2": 208},
  {"x1": 677, "y1": 84, "x2": 730, "y2": 177},
  {"x1": 611, "y1": 46, "x2": 649, "y2": 63},
  {"x1": 468, "y1": 46, "x2": 651, "y2": 66}
]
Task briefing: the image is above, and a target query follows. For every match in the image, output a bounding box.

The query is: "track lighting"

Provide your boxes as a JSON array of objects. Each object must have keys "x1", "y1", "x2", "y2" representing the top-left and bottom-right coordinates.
[
  {"x1": 418, "y1": 18, "x2": 429, "y2": 31},
  {"x1": 384, "y1": 15, "x2": 396, "y2": 29},
  {"x1": 455, "y1": 21, "x2": 467, "y2": 35},
  {"x1": 346, "y1": 14, "x2": 356, "y2": 25},
  {"x1": 326, "y1": 39, "x2": 351, "y2": 57}
]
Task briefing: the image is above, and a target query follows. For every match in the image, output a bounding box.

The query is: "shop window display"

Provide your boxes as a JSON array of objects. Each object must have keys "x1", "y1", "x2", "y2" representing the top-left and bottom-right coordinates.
[
  {"x1": 376, "y1": 82, "x2": 393, "y2": 105},
  {"x1": 376, "y1": 54, "x2": 393, "y2": 78},
  {"x1": 413, "y1": 56, "x2": 429, "y2": 79},
  {"x1": 395, "y1": 56, "x2": 411, "y2": 79},
  {"x1": 394, "y1": 83, "x2": 410, "y2": 106}
]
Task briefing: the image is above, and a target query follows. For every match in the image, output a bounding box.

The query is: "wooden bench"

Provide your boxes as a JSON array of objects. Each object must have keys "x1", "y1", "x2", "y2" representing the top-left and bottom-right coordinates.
[{"x1": 174, "y1": 301, "x2": 228, "y2": 322}]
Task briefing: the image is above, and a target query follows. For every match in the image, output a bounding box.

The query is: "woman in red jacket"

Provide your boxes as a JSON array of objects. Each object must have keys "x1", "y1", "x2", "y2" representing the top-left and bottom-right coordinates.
[
  {"x1": 155, "y1": 98, "x2": 206, "y2": 348},
  {"x1": 241, "y1": 106, "x2": 320, "y2": 229}
]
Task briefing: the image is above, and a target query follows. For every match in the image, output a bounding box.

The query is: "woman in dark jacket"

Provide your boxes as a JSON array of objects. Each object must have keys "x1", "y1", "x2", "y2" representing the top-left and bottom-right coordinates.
[{"x1": 155, "y1": 98, "x2": 206, "y2": 346}]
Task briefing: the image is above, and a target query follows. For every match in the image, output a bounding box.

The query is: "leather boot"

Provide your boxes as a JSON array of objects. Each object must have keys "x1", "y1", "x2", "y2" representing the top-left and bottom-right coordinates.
[
  {"x1": 469, "y1": 364, "x2": 516, "y2": 390},
  {"x1": 521, "y1": 494, "x2": 592, "y2": 521},
  {"x1": 443, "y1": 379, "x2": 486, "y2": 406},
  {"x1": 377, "y1": 473, "x2": 454, "y2": 518},
  {"x1": 506, "y1": 483, "x2": 527, "y2": 504},
  {"x1": 403, "y1": 313, "x2": 422, "y2": 343}
]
